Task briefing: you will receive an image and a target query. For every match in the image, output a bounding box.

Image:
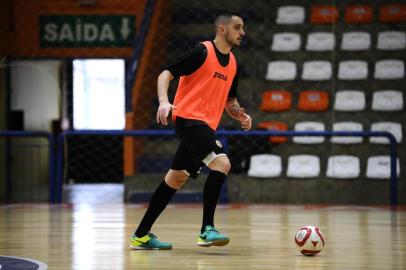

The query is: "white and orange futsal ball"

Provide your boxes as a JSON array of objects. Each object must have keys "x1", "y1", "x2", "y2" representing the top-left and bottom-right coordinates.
[{"x1": 294, "y1": 225, "x2": 325, "y2": 256}]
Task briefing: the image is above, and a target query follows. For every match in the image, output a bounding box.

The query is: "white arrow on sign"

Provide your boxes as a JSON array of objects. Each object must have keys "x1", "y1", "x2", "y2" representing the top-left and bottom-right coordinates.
[{"x1": 120, "y1": 18, "x2": 131, "y2": 39}]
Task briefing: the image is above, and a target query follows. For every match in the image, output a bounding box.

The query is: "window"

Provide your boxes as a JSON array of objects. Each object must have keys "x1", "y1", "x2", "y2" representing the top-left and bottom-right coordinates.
[{"x1": 73, "y1": 59, "x2": 125, "y2": 130}]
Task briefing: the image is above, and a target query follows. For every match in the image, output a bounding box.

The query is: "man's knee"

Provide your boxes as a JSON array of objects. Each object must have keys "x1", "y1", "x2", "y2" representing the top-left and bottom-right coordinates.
[
  {"x1": 164, "y1": 169, "x2": 189, "y2": 189},
  {"x1": 208, "y1": 155, "x2": 231, "y2": 175}
]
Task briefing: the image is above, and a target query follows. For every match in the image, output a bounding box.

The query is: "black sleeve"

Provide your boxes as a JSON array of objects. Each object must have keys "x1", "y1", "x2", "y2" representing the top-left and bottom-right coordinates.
[
  {"x1": 164, "y1": 43, "x2": 207, "y2": 78},
  {"x1": 228, "y1": 65, "x2": 240, "y2": 99}
]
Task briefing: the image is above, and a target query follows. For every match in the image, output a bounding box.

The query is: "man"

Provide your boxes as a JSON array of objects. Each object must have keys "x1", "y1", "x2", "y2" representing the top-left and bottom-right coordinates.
[{"x1": 130, "y1": 10, "x2": 252, "y2": 250}]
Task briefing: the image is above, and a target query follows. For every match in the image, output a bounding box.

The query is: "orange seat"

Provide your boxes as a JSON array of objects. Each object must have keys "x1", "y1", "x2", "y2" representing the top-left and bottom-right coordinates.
[
  {"x1": 345, "y1": 5, "x2": 373, "y2": 24},
  {"x1": 380, "y1": 4, "x2": 406, "y2": 23},
  {"x1": 260, "y1": 90, "x2": 292, "y2": 112},
  {"x1": 310, "y1": 5, "x2": 339, "y2": 24},
  {"x1": 298, "y1": 91, "x2": 329, "y2": 112},
  {"x1": 258, "y1": 121, "x2": 288, "y2": 144}
]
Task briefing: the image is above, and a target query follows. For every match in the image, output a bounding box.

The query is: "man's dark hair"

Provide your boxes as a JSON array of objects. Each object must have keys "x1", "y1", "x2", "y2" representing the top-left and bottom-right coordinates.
[{"x1": 214, "y1": 10, "x2": 243, "y2": 27}]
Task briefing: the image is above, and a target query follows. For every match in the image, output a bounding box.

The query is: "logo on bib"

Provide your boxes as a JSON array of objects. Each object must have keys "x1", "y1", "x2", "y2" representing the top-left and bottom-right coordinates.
[{"x1": 213, "y1": 72, "x2": 227, "y2": 81}]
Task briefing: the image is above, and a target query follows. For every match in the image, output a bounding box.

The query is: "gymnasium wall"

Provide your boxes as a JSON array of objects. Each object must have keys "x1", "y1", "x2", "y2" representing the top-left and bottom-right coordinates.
[
  {"x1": 0, "y1": 68, "x2": 6, "y2": 201},
  {"x1": 6, "y1": 0, "x2": 145, "y2": 58},
  {"x1": 0, "y1": 0, "x2": 149, "y2": 201},
  {"x1": 0, "y1": 0, "x2": 9, "y2": 201},
  {"x1": 0, "y1": 0, "x2": 404, "y2": 204}
]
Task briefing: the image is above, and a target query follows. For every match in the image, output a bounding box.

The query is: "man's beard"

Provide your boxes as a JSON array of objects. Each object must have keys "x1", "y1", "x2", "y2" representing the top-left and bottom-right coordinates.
[{"x1": 225, "y1": 33, "x2": 241, "y2": 48}]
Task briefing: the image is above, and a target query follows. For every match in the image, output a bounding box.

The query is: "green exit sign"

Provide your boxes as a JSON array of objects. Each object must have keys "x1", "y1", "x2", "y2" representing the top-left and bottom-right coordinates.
[{"x1": 39, "y1": 15, "x2": 136, "y2": 48}]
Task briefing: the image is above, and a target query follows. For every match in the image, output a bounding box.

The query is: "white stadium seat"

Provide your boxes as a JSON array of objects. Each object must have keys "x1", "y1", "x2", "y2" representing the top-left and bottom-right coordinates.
[
  {"x1": 247, "y1": 154, "x2": 282, "y2": 178},
  {"x1": 271, "y1": 33, "x2": 301, "y2": 51},
  {"x1": 366, "y1": 156, "x2": 400, "y2": 179},
  {"x1": 334, "y1": 90, "x2": 366, "y2": 111},
  {"x1": 338, "y1": 61, "x2": 368, "y2": 80},
  {"x1": 301, "y1": 61, "x2": 332, "y2": 81},
  {"x1": 293, "y1": 121, "x2": 325, "y2": 144},
  {"x1": 287, "y1": 155, "x2": 320, "y2": 178},
  {"x1": 370, "y1": 122, "x2": 402, "y2": 144},
  {"x1": 341, "y1": 32, "x2": 371, "y2": 51},
  {"x1": 326, "y1": 155, "x2": 360, "y2": 179},
  {"x1": 372, "y1": 90, "x2": 404, "y2": 111},
  {"x1": 276, "y1": 6, "x2": 305, "y2": 25},
  {"x1": 374, "y1": 60, "x2": 405, "y2": 80},
  {"x1": 331, "y1": 122, "x2": 363, "y2": 144},
  {"x1": 266, "y1": 61, "x2": 297, "y2": 81},
  {"x1": 306, "y1": 32, "x2": 335, "y2": 51},
  {"x1": 377, "y1": 31, "x2": 406, "y2": 50}
]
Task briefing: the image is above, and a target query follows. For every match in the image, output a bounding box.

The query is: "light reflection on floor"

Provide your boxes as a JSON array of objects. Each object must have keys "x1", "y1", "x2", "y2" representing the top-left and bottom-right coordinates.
[{"x1": 64, "y1": 183, "x2": 124, "y2": 204}]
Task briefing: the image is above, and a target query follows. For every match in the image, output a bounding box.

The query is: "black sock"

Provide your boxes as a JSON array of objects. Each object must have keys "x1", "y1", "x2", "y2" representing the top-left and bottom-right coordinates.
[
  {"x1": 201, "y1": 170, "x2": 226, "y2": 233},
  {"x1": 135, "y1": 180, "x2": 177, "y2": 237}
]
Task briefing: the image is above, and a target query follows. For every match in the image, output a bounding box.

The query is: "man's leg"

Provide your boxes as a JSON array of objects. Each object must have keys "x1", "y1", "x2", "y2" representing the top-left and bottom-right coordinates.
[
  {"x1": 135, "y1": 169, "x2": 188, "y2": 237},
  {"x1": 197, "y1": 155, "x2": 231, "y2": 247},
  {"x1": 201, "y1": 155, "x2": 230, "y2": 232},
  {"x1": 174, "y1": 124, "x2": 231, "y2": 247},
  {"x1": 130, "y1": 170, "x2": 188, "y2": 250}
]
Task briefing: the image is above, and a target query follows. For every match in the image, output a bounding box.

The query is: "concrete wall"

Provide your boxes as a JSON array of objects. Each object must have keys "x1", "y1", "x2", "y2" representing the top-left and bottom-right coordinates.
[
  {"x1": 124, "y1": 173, "x2": 405, "y2": 205},
  {"x1": 10, "y1": 60, "x2": 61, "y2": 131},
  {"x1": 227, "y1": 175, "x2": 405, "y2": 205},
  {"x1": 6, "y1": 60, "x2": 61, "y2": 202},
  {"x1": 0, "y1": 68, "x2": 6, "y2": 202}
]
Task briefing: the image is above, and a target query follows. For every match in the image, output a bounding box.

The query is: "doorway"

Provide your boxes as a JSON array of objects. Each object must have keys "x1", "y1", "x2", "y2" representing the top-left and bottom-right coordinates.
[{"x1": 67, "y1": 59, "x2": 126, "y2": 183}]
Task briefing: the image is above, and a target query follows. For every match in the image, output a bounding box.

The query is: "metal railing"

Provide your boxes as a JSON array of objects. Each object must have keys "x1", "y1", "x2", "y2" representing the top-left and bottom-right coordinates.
[{"x1": 56, "y1": 130, "x2": 398, "y2": 206}]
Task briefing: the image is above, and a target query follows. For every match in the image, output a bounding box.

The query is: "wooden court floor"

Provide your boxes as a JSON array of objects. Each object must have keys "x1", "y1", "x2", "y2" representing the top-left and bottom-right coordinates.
[{"x1": 0, "y1": 203, "x2": 405, "y2": 270}]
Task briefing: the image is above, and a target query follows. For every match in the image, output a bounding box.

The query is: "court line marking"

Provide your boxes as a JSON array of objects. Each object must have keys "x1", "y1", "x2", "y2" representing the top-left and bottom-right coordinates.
[{"x1": 0, "y1": 256, "x2": 48, "y2": 270}]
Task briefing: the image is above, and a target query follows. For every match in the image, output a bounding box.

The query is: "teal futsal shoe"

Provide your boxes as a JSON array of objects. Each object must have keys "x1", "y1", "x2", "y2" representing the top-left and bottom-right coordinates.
[
  {"x1": 130, "y1": 233, "x2": 172, "y2": 250},
  {"x1": 197, "y1": 225, "x2": 230, "y2": 247}
]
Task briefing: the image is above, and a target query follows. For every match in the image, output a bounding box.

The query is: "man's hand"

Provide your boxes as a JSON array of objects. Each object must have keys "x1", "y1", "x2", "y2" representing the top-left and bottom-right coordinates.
[
  {"x1": 238, "y1": 108, "x2": 252, "y2": 131},
  {"x1": 156, "y1": 102, "x2": 174, "y2": 126},
  {"x1": 156, "y1": 70, "x2": 175, "y2": 126},
  {"x1": 225, "y1": 98, "x2": 252, "y2": 131}
]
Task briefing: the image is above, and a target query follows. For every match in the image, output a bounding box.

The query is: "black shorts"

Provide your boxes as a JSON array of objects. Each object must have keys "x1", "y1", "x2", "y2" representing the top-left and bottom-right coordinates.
[{"x1": 171, "y1": 118, "x2": 226, "y2": 178}]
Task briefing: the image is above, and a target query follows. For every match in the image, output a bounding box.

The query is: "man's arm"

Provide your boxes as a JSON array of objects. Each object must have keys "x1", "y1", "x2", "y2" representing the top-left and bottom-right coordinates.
[
  {"x1": 156, "y1": 70, "x2": 174, "y2": 126},
  {"x1": 225, "y1": 97, "x2": 252, "y2": 131},
  {"x1": 156, "y1": 44, "x2": 206, "y2": 126}
]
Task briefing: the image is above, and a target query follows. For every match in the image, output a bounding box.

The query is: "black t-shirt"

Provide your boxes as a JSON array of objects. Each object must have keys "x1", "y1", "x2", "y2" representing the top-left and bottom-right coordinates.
[{"x1": 164, "y1": 40, "x2": 239, "y2": 99}]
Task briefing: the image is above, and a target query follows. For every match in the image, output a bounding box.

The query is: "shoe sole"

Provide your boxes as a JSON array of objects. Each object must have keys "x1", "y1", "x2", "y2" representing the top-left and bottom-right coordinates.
[
  {"x1": 197, "y1": 238, "x2": 229, "y2": 247},
  {"x1": 130, "y1": 245, "x2": 172, "y2": 250}
]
